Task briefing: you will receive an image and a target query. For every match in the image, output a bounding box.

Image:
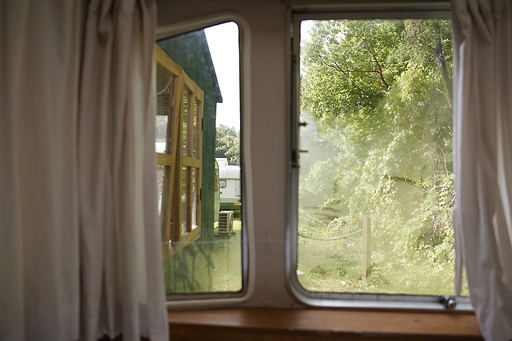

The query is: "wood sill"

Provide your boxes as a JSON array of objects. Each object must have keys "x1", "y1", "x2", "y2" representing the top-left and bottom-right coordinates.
[{"x1": 168, "y1": 308, "x2": 483, "y2": 340}]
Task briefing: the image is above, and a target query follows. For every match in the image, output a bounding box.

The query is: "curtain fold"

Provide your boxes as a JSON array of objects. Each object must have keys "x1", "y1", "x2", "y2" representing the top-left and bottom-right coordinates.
[
  {"x1": 0, "y1": 1, "x2": 83, "y2": 340},
  {"x1": 0, "y1": 0, "x2": 168, "y2": 340},
  {"x1": 452, "y1": 0, "x2": 512, "y2": 339}
]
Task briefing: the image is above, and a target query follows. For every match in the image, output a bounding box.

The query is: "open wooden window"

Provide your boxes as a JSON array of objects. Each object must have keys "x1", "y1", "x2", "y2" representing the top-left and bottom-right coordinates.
[{"x1": 155, "y1": 45, "x2": 204, "y2": 256}]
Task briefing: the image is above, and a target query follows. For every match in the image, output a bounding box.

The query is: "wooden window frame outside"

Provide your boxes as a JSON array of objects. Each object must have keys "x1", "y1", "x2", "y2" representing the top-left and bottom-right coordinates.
[{"x1": 155, "y1": 45, "x2": 204, "y2": 258}]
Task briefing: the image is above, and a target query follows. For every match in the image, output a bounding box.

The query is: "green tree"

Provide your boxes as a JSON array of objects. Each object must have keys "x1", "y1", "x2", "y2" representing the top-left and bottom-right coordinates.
[
  {"x1": 299, "y1": 18, "x2": 454, "y2": 288},
  {"x1": 215, "y1": 124, "x2": 240, "y2": 165}
]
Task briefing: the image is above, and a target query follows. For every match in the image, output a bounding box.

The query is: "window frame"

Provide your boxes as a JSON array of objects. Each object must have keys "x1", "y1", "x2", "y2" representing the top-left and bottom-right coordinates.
[
  {"x1": 156, "y1": 13, "x2": 255, "y2": 308},
  {"x1": 156, "y1": 45, "x2": 204, "y2": 257},
  {"x1": 155, "y1": 45, "x2": 182, "y2": 254},
  {"x1": 177, "y1": 71, "x2": 204, "y2": 247},
  {"x1": 287, "y1": 3, "x2": 473, "y2": 311}
]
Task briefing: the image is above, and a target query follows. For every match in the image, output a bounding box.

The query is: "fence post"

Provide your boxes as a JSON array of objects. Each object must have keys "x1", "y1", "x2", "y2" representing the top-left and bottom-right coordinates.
[{"x1": 361, "y1": 217, "x2": 371, "y2": 280}]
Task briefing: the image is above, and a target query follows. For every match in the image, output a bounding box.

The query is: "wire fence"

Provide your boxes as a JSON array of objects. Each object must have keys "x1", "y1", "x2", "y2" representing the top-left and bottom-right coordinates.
[
  {"x1": 298, "y1": 228, "x2": 363, "y2": 241},
  {"x1": 298, "y1": 218, "x2": 372, "y2": 279}
]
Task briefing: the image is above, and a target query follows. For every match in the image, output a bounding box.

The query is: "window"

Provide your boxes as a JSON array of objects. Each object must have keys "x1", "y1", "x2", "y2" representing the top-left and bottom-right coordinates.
[
  {"x1": 153, "y1": 3, "x2": 481, "y2": 337},
  {"x1": 156, "y1": 21, "x2": 246, "y2": 299},
  {"x1": 156, "y1": 45, "x2": 203, "y2": 254},
  {"x1": 290, "y1": 7, "x2": 470, "y2": 309}
]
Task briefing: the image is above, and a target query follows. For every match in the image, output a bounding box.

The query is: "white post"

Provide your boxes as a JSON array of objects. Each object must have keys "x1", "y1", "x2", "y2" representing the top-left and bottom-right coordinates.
[{"x1": 362, "y1": 217, "x2": 371, "y2": 280}]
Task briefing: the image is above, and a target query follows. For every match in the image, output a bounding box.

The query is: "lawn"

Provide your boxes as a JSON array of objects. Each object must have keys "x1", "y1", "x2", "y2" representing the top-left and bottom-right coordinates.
[
  {"x1": 297, "y1": 215, "x2": 469, "y2": 296},
  {"x1": 212, "y1": 212, "x2": 243, "y2": 292}
]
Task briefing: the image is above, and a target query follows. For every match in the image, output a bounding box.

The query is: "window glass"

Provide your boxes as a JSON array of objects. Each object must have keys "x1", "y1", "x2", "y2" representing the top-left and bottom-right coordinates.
[
  {"x1": 182, "y1": 92, "x2": 189, "y2": 156},
  {"x1": 297, "y1": 18, "x2": 468, "y2": 297},
  {"x1": 156, "y1": 22, "x2": 243, "y2": 295},
  {"x1": 156, "y1": 64, "x2": 175, "y2": 154}
]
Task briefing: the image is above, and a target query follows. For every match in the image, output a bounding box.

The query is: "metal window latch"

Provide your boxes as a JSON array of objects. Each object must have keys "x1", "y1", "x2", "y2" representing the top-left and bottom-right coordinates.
[
  {"x1": 441, "y1": 295, "x2": 457, "y2": 309},
  {"x1": 292, "y1": 149, "x2": 308, "y2": 168}
]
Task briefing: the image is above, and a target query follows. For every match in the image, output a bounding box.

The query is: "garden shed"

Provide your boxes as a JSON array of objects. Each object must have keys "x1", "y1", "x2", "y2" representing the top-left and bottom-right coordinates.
[{"x1": 157, "y1": 29, "x2": 223, "y2": 293}]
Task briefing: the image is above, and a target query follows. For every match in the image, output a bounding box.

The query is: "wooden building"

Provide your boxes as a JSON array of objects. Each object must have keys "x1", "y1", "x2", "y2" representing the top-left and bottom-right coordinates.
[{"x1": 156, "y1": 30, "x2": 223, "y2": 293}]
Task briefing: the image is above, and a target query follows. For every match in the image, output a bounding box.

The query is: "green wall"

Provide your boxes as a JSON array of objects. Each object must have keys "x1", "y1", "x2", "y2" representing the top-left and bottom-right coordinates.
[{"x1": 158, "y1": 30, "x2": 222, "y2": 294}]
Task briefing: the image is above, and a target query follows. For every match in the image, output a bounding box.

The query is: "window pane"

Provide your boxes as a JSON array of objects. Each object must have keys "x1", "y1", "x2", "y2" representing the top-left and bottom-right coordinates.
[
  {"x1": 156, "y1": 64, "x2": 175, "y2": 154},
  {"x1": 155, "y1": 116, "x2": 168, "y2": 153},
  {"x1": 182, "y1": 91, "x2": 188, "y2": 156},
  {"x1": 297, "y1": 18, "x2": 468, "y2": 296},
  {"x1": 157, "y1": 22, "x2": 243, "y2": 295},
  {"x1": 157, "y1": 165, "x2": 170, "y2": 241},
  {"x1": 181, "y1": 166, "x2": 189, "y2": 234},
  {"x1": 193, "y1": 100, "x2": 198, "y2": 159},
  {"x1": 191, "y1": 167, "x2": 198, "y2": 229}
]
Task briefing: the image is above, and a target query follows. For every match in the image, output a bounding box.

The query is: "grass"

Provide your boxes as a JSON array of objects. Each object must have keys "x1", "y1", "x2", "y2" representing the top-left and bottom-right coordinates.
[
  {"x1": 163, "y1": 211, "x2": 243, "y2": 294},
  {"x1": 165, "y1": 208, "x2": 469, "y2": 297},
  {"x1": 297, "y1": 217, "x2": 470, "y2": 296},
  {"x1": 212, "y1": 212, "x2": 243, "y2": 292}
]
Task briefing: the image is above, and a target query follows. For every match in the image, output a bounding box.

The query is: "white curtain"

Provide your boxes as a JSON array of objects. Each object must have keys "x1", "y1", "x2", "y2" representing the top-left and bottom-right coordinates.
[
  {"x1": 0, "y1": 0, "x2": 168, "y2": 340},
  {"x1": 452, "y1": 0, "x2": 512, "y2": 339}
]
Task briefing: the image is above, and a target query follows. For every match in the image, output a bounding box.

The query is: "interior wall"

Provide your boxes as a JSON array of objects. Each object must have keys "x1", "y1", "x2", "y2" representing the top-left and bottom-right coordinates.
[{"x1": 156, "y1": 0, "x2": 295, "y2": 307}]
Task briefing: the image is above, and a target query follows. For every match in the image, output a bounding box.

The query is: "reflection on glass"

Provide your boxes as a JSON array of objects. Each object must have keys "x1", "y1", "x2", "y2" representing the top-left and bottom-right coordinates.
[
  {"x1": 182, "y1": 91, "x2": 188, "y2": 156},
  {"x1": 192, "y1": 168, "x2": 197, "y2": 229},
  {"x1": 155, "y1": 116, "x2": 168, "y2": 153},
  {"x1": 158, "y1": 165, "x2": 170, "y2": 241},
  {"x1": 157, "y1": 165, "x2": 165, "y2": 215},
  {"x1": 181, "y1": 166, "x2": 189, "y2": 235},
  {"x1": 156, "y1": 64, "x2": 174, "y2": 153},
  {"x1": 297, "y1": 18, "x2": 468, "y2": 296},
  {"x1": 157, "y1": 22, "x2": 242, "y2": 295},
  {"x1": 193, "y1": 101, "x2": 198, "y2": 159}
]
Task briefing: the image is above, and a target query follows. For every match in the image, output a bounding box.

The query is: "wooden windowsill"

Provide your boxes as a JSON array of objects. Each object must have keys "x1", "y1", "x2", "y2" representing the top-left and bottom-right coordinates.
[{"x1": 168, "y1": 308, "x2": 483, "y2": 340}]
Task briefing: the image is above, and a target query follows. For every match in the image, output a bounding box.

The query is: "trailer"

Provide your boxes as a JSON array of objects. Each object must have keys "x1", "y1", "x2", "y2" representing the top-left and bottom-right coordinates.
[{"x1": 216, "y1": 158, "x2": 241, "y2": 210}]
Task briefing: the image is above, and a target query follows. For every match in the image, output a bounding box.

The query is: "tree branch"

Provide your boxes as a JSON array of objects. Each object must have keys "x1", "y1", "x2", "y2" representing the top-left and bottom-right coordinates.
[
  {"x1": 432, "y1": 21, "x2": 453, "y2": 108},
  {"x1": 356, "y1": 32, "x2": 389, "y2": 89}
]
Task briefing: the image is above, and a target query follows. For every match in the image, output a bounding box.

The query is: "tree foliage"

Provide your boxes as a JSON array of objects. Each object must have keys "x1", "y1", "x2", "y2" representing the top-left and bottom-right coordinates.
[
  {"x1": 215, "y1": 124, "x2": 240, "y2": 165},
  {"x1": 299, "y1": 19, "x2": 454, "y2": 293}
]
